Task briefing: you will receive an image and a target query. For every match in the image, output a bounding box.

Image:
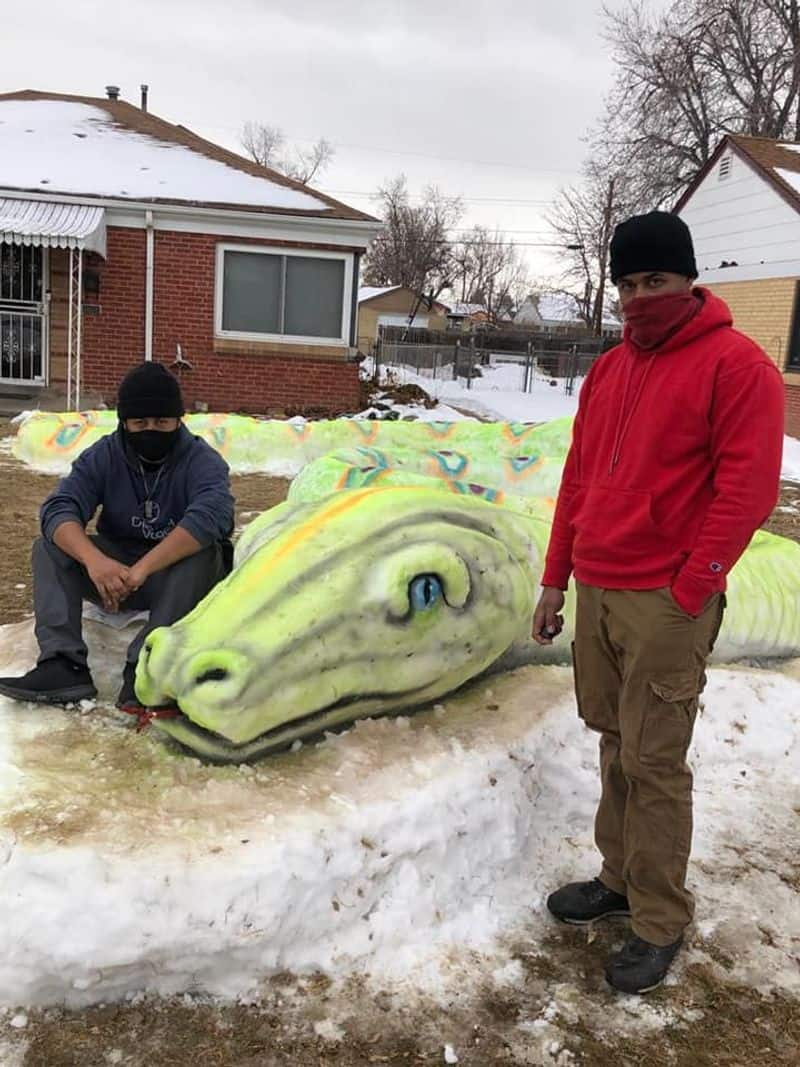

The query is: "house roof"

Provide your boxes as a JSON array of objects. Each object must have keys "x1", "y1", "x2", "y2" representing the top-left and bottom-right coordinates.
[
  {"x1": 530, "y1": 292, "x2": 621, "y2": 328},
  {"x1": 358, "y1": 285, "x2": 402, "y2": 303},
  {"x1": 447, "y1": 302, "x2": 487, "y2": 317},
  {"x1": 0, "y1": 90, "x2": 377, "y2": 222},
  {"x1": 674, "y1": 133, "x2": 800, "y2": 217},
  {"x1": 358, "y1": 285, "x2": 450, "y2": 311}
]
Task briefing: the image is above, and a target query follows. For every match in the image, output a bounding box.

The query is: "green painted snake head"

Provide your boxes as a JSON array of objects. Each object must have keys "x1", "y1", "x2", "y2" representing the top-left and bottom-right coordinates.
[{"x1": 134, "y1": 487, "x2": 543, "y2": 762}]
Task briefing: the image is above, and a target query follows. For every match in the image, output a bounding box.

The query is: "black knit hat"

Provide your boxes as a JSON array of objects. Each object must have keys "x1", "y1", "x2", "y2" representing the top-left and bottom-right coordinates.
[
  {"x1": 117, "y1": 362, "x2": 184, "y2": 419},
  {"x1": 610, "y1": 211, "x2": 698, "y2": 284}
]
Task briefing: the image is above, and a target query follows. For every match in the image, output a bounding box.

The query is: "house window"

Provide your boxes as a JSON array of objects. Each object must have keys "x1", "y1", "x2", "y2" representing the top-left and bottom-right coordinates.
[
  {"x1": 215, "y1": 245, "x2": 351, "y2": 345},
  {"x1": 718, "y1": 155, "x2": 732, "y2": 181},
  {"x1": 787, "y1": 281, "x2": 800, "y2": 370}
]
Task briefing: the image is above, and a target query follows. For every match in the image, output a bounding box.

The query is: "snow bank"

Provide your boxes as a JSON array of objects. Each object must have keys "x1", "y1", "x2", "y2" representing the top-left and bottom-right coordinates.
[
  {"x1": 783, "y1": 435, "x2": 800, "y2": 482},
  {"x1": 378, "y1": 360, "x2": 582, "y2": 423},
  {"x1": 0, "y1": 618, "x2": 798, "y2": 1010}
]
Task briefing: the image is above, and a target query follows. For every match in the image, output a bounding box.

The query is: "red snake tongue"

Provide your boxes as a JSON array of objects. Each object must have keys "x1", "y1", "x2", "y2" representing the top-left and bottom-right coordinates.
[{"x1": 118, "y1": 703, "x2": 182, "y2": 733}]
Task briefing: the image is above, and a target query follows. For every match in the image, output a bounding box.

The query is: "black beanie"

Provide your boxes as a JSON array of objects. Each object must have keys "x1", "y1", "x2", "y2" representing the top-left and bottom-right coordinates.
[
  {"x1": 117, "y1": 362, "x2": 184, "y2": 420},
  {"x1": 610, "y1": 211, "x2": 698, "y2": 284}
]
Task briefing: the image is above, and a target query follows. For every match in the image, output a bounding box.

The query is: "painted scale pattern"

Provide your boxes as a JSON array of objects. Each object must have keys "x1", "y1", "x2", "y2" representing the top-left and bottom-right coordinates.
[{"x1": 13, "y1": 410, "x2": 800, "y2": 763}]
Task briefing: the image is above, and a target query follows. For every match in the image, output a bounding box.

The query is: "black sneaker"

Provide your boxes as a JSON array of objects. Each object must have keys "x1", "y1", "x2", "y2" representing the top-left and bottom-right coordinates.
[
  {"x1": 0, "y1": 655, "x2": 97, "y2": 705},
  {"x1": 116, "y1": 661, "x2": 141, "y2": 709},
  {"x1": 605, "y1": 933, "x2": 683, "y2": 994},
  {"x1": 547, "y1": 877, "x2": 631, "y2": 925}
]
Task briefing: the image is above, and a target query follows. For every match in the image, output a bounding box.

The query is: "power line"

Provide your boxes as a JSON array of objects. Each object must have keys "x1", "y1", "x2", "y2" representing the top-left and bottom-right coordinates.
[
  {"x1": 200, "y1": 121, "x2": 579, "y2": 177},
  {"x1": 323, "y1": 189, "x2": 554, "y2": 206}
]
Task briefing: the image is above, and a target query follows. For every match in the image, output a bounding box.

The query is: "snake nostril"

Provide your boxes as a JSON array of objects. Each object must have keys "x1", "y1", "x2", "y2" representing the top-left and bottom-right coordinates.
[{"x1": 195, "y1": 668, "x2": 229, "y2": 686}]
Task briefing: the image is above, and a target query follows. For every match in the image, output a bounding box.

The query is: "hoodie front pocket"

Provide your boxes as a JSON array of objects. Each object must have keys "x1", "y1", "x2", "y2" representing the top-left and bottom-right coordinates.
[{"x1": 573, "y1": 485, "x2": 666, "y2": 564}]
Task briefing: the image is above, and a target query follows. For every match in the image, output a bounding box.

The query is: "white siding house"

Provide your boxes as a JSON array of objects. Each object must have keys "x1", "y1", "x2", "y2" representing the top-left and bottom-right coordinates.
[{"x1": 676, "y1": 134, "x2": 800, "y2": 435}]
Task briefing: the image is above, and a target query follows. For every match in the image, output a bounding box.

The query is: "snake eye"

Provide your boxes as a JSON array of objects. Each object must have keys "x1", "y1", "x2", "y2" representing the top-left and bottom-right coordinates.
[{"x1": 409, "y1": 574, "x2": 443, "y2": 612}]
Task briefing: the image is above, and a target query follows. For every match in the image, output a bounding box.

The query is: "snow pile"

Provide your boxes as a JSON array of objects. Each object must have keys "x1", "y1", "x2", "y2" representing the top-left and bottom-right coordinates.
[
  {"x1": 783, "y1": 435, "x2": 800, "y2": 482},
  {"x1": 374, "y1": 358, "x2": 583, "y2": 423},
  {"x1": 0, "y1": 617, "x2": 798, "y2": 1011},
  {"x1": 0, "y1": 99, "x2": 326, "y2": 211}
]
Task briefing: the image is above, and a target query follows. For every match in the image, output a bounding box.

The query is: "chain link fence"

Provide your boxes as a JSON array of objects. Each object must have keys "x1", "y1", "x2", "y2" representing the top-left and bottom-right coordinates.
[{"x1": 374, "y1": 329, "x2": 611, "y2": 398}]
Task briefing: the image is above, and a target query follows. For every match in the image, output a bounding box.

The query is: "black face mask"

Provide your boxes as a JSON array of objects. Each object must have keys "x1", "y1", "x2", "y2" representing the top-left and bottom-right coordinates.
[{"x1": 128, "y1": 428, "x2": 180, "y2": 463}]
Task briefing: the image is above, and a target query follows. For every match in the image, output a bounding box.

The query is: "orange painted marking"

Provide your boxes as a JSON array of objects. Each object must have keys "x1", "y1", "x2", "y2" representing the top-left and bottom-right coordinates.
[{"x1": 243, "y1": 488, "x2": 378, "y2": 589}]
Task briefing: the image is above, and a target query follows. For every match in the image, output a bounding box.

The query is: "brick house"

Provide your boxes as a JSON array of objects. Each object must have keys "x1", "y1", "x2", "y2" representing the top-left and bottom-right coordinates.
[
  {"x1": 676, "y1": 135, "x2": 800, "y2": 436},
  {"x1": 356, "y1": 286, "x2": 449, "y2": 348},
  {"x1": 0, "y1": 89, "x2": 380, "y2": 414}
]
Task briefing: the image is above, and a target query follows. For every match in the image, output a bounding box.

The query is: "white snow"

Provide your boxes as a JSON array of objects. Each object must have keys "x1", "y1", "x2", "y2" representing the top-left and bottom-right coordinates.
[
  {"x1": 375, "y1": 358, "x2": 583, "y2": 423},
  {"x1": 776, "y1": 167, "x2": 800, "y2": 197},
  {"x1": 358, "y1": 285, "x2": 402, "y2": 303},
  {"x1": 516, "y1": 292, "x2": 621, "y2": 329},
  {"x1": 0, "y1": 615, "x2": 798, "y2": 1017},
  {"x1": 0, "y1": 100, "x2": 327, "y2": 212},
  {"x1": 782, "y1": 435, "x2": 800, "y2": 482}
]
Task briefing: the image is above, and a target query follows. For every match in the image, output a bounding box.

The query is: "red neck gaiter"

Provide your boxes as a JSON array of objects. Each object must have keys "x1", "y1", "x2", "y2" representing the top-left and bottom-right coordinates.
[{"x1": 623, "y1": 291, "x2": 702, "y2": 351}]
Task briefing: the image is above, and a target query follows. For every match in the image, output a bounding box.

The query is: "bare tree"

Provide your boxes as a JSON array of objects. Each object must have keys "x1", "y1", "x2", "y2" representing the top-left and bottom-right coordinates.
[
  {"x1": 362, "y1": 177, "x2": 463, "y2": 300},
  {"x1": 596, "y1": 0, "x2": 800, "y2": 206},
  {"x1": 547, "y1": 166, "x2": 634, "y2": 334},
  {"x1": 450, "y1": 226, "x2": 528, "y2": 325},
  {"x1": 240, "y1": 121, "x2": 335, "y2": 185}
]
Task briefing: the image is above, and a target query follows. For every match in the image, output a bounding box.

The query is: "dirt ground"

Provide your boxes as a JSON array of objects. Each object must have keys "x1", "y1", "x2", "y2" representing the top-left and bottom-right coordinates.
[
  {"x1": 0, "y1": 419, "x2": 799, "y2": 1066},
  {"x1": 11, "y1": 928, "x2": 800, "y2": 1067},
  {"x1": 0, "y1": 419, "x2": 290, "y2": 629}
]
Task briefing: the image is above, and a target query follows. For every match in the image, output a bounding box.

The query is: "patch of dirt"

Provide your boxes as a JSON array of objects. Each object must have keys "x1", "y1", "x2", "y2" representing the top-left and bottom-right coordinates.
[
  {"x1": 0, "y1": 419, "x2": 289, "y2": 627},
  {"x1": 763, "y1": 482, "x2": 800, "y2": 541},
  {"x1": 361, "y1": 372, "x2": 439, "y2": 411},
  {"x1": 1, "y1": 420, "x2": 799, "y2": 1065},
  {"x1": 6, "y1": 927, "x2": 800, "y2": 1066}
]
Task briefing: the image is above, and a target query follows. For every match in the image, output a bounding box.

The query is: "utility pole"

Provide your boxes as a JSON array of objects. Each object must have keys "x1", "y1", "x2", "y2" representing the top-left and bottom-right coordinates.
[{"x1": 592, "y1": 176, "x2": 616, "y2": 337}]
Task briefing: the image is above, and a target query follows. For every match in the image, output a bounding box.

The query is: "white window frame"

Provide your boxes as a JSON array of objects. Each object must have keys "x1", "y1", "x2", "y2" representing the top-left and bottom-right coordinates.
[{"x1": 214, "y1": 243, "x2": 353, "y2": 347}]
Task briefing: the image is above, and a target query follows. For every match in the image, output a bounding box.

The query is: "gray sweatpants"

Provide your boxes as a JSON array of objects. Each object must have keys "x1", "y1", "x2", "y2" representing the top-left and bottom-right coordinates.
[{"x1": 32, "y1": 534, "x2": 226, "y2": 669}]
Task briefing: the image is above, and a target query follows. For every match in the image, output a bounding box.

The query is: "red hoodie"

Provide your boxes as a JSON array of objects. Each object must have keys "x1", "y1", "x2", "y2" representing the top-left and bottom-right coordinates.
[{"x1": 541, "y1": 288, "x2": 785, "y2": 616}]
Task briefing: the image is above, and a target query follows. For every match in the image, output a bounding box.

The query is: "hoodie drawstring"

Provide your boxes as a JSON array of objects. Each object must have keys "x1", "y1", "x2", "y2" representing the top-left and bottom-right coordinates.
[{"x1": 608, "y1": 355, "x2": 656, "y2": 475}]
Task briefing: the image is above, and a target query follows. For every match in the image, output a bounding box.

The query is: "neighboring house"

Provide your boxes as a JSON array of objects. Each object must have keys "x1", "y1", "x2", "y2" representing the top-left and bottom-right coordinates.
[
  {"x1": 356, "y1": 286, "x2": 449, "y2": 348},
  {"x1": 445, "y1": 302, "x2": 490, "y2": 330},
  {"x1": 676, "y1": 134, "x2": 800, "y2": 436},
  {"x1": 514, "y1": 292, "x2": 622, "y2": 336},
  {"x1": 0, "y1": 89, "x2": 380, "y2": 413}
]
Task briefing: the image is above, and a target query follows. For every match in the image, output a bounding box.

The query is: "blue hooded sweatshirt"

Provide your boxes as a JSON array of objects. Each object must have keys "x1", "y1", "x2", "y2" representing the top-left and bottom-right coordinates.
[{"x1": 40, "y1": 425, "x2": 234, "y2": 549}]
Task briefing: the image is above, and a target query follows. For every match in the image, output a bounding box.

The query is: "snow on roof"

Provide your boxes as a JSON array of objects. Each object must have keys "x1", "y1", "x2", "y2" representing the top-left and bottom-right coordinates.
[
  {"x1": 447, "y1": 302, "x2": 487, "y2": 316},
  {"x1": 676, "y1": 134, "x2": 800, "y2": 218},
  {"x1": 0, "y1": 95, "x2": 371, "y2": 219},
  {"x1": 358, "y1": 285, "x2": 402, "y2": 303},
  {"x1": 775, "y1": 168, "x2": 800, "y2": 197},
  {"x1": 535, "y1": 292, "x2": 620, "y2": 328}
]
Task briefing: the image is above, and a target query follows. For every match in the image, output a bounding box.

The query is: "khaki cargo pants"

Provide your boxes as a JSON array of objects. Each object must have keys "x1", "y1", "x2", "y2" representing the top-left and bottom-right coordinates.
[{"x1": 573, "y1": 582, "x2": 725, "y2": 946}]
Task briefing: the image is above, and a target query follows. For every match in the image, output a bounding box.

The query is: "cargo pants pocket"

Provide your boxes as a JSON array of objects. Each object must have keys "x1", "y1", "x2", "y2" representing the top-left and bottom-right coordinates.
[{"x1": 640, "y1": 671, "x2": 699, "y2": 767}]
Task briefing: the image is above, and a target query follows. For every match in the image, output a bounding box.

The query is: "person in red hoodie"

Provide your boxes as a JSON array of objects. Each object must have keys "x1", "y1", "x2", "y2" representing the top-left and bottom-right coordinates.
[{"x1": 532, "y1": 211, "x2": 784, "y2": 994}]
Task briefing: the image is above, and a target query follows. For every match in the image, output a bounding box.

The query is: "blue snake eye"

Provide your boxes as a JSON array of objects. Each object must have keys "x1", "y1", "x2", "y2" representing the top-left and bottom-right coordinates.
[{"x1": 409, "y1": 574, "x2": 443, "y2": 611}]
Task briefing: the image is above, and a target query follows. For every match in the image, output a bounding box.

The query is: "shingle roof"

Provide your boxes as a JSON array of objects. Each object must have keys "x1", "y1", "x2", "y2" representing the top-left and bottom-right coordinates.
[
  {"x1": 0, "y1": 90, "x2": 377, "y2": 223},
  {"x1": 674, "y1": 133, "x2": 800, "y2": 216}
]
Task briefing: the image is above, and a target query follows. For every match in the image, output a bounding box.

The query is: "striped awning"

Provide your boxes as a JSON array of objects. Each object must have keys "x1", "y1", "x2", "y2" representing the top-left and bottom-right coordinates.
[{"x1": 0, "y1": 197, "x2": 106, "y2": 256}]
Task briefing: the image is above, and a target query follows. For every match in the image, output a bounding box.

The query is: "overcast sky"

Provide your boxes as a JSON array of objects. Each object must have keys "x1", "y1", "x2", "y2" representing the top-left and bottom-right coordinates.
[{"x1": 2, "y1": 0, "x2": 652, "y2": 284}]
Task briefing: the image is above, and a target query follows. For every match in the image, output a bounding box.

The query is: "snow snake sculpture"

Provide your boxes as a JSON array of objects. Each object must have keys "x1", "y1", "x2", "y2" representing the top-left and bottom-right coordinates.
[{"x1": 13, "y1": 410, "x2": 800, "y2": 762}]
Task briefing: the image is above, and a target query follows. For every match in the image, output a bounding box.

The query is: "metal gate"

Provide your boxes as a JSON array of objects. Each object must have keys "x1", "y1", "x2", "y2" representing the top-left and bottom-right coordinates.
[{"x1": 0, "y1": 243, "x2": 48, "y2": 387}]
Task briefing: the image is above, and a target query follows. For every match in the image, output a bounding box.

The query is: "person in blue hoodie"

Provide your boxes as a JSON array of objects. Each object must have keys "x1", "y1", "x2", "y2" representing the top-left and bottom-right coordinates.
[{"x1": 0, "y1": 362, "x2": 234, "y2": 709}]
